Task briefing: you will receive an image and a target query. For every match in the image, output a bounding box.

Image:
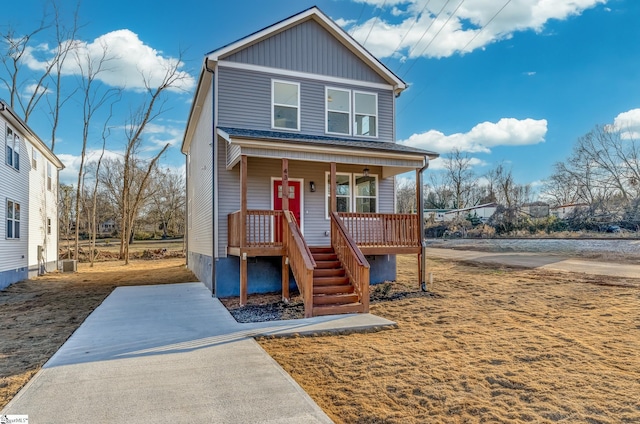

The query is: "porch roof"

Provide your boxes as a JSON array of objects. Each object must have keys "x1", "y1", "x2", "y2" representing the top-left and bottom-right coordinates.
[{"x1": 218, "y1": 127, "x2": 439, "y2": 171}]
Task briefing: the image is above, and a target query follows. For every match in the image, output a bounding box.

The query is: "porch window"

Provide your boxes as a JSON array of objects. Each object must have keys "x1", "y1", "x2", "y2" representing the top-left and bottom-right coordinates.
[
  {"x1": 326, "y1": 88, "x2": 350, "y2": 135},
  {"x1": 272, "y1": 80, "x2": 299, "y2": 131},
  {"x1": 6, "y1": 200, "x2": 20, "y2": 239},
  {"x1": 354, "y1": 92, "x2": 377, "y2": 137},
  {"x1": 5, "y1": 126, "x2": 20, "y2": 171},
  {"x1": 354, "y1": 174, "x2": 377, "y2": 212},
  {"x1": 326, "y1": 172, "x2": 378, "y2": 218}
]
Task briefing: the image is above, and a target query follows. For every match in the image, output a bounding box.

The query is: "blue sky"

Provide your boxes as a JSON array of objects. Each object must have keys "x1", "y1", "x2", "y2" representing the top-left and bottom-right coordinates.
[{"x1": 3, "y1": 0, "x2": 640, "y2": 192}]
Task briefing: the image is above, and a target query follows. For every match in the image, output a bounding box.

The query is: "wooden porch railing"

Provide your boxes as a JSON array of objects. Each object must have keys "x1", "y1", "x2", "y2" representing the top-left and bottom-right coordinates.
[
  {"x1": 228, "y1": 210, "x2": 284, "y2": 248},
  {"x1": 330, "y1": 212, "x2": 370, "y2": 313},
  {"x1": 283, "y1": 211, "x2": 316, "y2": 318},
  {"x1": 337, "y1": 212, "x2": 420, "y2": 251}
]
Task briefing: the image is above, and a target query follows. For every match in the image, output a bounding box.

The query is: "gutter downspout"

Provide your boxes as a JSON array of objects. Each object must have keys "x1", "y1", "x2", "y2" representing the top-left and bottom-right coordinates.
[
  {"x1": 418, "y1": 156, "x2": 430, "y2": 291},
  {"x1": 204, "y1": 58, "x2": 216, "y2": 297}
]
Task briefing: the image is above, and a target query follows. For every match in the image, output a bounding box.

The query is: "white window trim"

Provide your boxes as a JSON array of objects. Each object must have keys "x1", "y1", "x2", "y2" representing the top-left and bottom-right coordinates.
[
  {"x1": 353, "y1": 90, "x2": 378, "y2": 138},
  {"x1": 6, "y1": 199, "x2": 20, "y2": 239},
  {"x1": 5, "y1": 125, "x2": 20, "y2": 171},
  {"x1": 325, "y1": 172, "x2": 378, "y2": 219},
  {"x1": 270, "y1": 177, "x2": 304, "y2": 235},
  {"x1": 325, "y1": 86, "x2": 351, "y2": 136},
  {"x1": 47, "y1": 162, "x2": 53, "y2": 191},
  {"x1": 271, "y1": 79, "x2": 300, "y2": 131}
]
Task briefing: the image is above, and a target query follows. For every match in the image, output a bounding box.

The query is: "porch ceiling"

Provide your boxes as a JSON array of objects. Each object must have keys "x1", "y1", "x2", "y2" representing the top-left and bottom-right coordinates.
[{"x1": 218, "y1": 127, "x2": 438, "y2": 177}]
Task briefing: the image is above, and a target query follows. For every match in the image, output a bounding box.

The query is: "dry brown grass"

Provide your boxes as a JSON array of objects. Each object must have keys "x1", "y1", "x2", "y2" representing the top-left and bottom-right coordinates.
[
  {"x1": 0, "y1": 258, "x2": 196, "y2": 410},
  {"x1": 260, "y1": 255, "x2": 640, "y2": 423}
]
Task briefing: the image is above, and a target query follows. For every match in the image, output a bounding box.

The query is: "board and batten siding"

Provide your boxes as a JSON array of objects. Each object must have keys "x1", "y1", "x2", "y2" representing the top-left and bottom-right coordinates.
[
  {"x1": 28, "y1": 145, "x2": 58, "y2": 277},
  {"x1": 0, "y1": 119, "x2": 29, "y2": 283},
  {"x1": 217, "y1": 156, "x2": 394, "y2": 255},
  {"x1": 187, "y1": 84, "x2": 214, "y2": 257},
  {"x1": 224, "y1": 19, "x2": 387, "y2": 84},
  {"x1": 217, "y1": 66, "x2": 394, "y2": 142}
]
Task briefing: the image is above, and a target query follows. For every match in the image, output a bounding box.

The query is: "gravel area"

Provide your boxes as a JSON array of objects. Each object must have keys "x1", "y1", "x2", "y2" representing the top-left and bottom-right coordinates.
[{"x1": 426, "y1": 238, "x2": 640, "y2": 262}]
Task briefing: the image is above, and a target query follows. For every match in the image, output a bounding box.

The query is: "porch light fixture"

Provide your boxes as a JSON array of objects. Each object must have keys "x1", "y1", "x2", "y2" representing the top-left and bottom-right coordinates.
[
  {"x1": 309, "y1": 181, "x2": 316, "y2": 192},
  {"x1": 363, "y1": 167, "x2": 370, "y2": 177}
]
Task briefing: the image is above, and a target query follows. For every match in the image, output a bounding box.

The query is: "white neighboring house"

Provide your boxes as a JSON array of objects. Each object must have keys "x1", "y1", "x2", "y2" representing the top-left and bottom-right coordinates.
[
  {"x1": 1, "y1": 99, "x2": 64, "y2": 290},
  {"x1": 442, "y1": 203, "x2": 498, "y2": 222},
  {"x1": 550, "y1": 203, "x2": 589, "y2": 220}
]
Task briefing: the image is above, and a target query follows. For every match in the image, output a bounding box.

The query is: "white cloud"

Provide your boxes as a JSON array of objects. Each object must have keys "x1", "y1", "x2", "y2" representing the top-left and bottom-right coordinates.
[
  {"x1": 524, "y1": 71, "x2": 536, "y2": 76},
  {"x1": 400, "y1": 118, "x2": 548, "y2": 154},
  {"x1": 24, "y1": 30, "x2": 195, "y2": 92},
  {"x1": 611, "y1": 108, "x2": 640, "y2": 139},
  {"x1": 57, "y1": 149, "x2": 123, "y2": 184},
  {"x1": 428, "y1": 156, "x2": 487, "y2": 170},
  {"x1": 141, "y1": 122, "x2": 184, "y2": 149},
  {"x1": 345, "y1": 0, "x2": 607, "y2": 59}
]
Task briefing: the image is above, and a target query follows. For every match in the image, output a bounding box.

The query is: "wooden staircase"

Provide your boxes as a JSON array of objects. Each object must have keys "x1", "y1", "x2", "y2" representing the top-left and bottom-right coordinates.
[{"x1": 310, "y1": 246, "x2": 365, "y2": 316}]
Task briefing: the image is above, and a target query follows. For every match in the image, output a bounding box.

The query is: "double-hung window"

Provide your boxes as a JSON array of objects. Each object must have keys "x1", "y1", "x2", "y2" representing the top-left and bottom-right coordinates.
[
  {"x1": 326, "y1": 172, "x2": 378, "y2": 218},
  {"x1": 5, "y1": 126, "x2": 20, "y2": 170},
  {"x1": 47, "y1": 163, "x2": 52, "y2": 191},
  {"x1": 272, "y1": 80, "x2": 300, "y2": 131},
  {"x1": 6, "y1": 200, "x2": 20, "y2": 239},
  {"x1": 325, "y1": 88, "x2": 378, "y2": 138}
]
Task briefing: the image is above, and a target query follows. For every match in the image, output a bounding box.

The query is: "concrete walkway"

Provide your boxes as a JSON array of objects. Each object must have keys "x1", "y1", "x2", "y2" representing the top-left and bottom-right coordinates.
[
  {"x1": 426, "y1": 247, "x2": 640, "y2": 280},
  {"x1": 2, "y1": 283, "x2": 395, "y2": 423}
]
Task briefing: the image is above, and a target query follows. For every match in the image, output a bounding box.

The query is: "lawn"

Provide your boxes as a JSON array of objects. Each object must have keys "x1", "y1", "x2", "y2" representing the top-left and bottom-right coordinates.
[{"x1": 259, "y1": 255, "x2": 640, "y2": 423}]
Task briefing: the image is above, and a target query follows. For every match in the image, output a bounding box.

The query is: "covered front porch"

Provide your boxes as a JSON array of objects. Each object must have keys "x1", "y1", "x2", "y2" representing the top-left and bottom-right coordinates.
[{"x1": 219, "y1": 127, "x2": 437, "y2": 317}]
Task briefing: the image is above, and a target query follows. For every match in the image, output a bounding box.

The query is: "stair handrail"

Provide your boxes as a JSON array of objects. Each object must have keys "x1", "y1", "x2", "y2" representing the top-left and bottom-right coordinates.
[
  {"x1": 283, "y1": 211, "x2": 316, "y2": 318},
  {"x1": 330, "y1": 212, "x2": 370, "y2": 313}
]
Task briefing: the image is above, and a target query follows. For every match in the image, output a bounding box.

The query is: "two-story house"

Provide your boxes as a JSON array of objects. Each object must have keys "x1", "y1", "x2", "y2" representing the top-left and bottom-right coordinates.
[
  {"x1": 181, "y1": 7, "x2": 438, "y2": 316},
  {"x1": 1, "y1": 99, "x2": 64, "y2": 289}
]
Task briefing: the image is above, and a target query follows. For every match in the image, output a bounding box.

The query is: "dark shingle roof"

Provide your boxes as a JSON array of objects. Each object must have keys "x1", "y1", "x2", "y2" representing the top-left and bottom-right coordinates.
[{"x1": 218, "y1": 127, "x2": 439, "y2": 159}]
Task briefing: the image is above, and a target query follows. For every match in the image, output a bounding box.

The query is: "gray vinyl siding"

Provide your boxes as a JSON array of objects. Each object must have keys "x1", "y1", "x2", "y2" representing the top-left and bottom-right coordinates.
[
  {"x1": 224, "y1": 20, "x2": 387, "y2": 84},
  {"x1": 188, "y1": 84, "x2": 214, "y2": 256},
  {"x1": 217, "y1": 156, "x2": 394, "y2": 254},
  {"x1": 217, "y1": 66, "x2": 394, "y2": 141}
]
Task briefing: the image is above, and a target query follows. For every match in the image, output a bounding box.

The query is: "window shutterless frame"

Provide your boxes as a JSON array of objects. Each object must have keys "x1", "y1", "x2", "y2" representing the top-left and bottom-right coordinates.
[
  {"x1": 271, "y1": 79, "x2": 300, "y2": 131},
  {"x1": 325, "y1": 87, "x2": 351, "y2": 136},
  {"x1": 325, "y1": 172, "x2": 378, "y2": 218},
  {"x1": 353, "y1": 90, "x2": 378, "y2": 138}
]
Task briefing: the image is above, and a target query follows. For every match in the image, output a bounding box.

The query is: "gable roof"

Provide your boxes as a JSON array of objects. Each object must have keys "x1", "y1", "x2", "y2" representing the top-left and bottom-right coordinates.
[
  {"x1": 206, "y1": 6, "x2": 406, "y2": 92},
  {"x1": 0, "y1": 99, "x2": 64, "y2": 170}
]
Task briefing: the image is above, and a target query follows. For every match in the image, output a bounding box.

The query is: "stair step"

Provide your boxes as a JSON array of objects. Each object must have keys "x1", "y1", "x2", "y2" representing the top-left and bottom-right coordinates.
[
  {"x1": 313, "y1": 268, "x2": 345, "y2": 278},
  {"x1": 313, "y1": 276, "x2": 350, "y2": 286},
  {"x1": 313, "y1": 293, "x2": 359, "y2": 305},
  {"x1": 312, "y1": 253, "x2": 338, "y2": 261},
  {"x1": 309, "y1": 246, "x2": 334, "y2": 254},
  {"x1": 313, "y1": 302, "x2": 365, "y2": 316},
  {"x1": 314, "y1": 284, "x2": 355, "y2": 295},
  {"x1": 314, "y1": 260, "x2": 342, "y2": 269}
]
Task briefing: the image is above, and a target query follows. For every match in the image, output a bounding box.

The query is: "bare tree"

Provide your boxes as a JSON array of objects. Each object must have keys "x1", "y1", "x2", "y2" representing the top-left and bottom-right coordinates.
[
  {"x1": 396, "y1": 178, "x2": 416, "y2": 213},
  {"x1": 443, "y1": 148, "x2": 477, "y2": 209},
  {"x1": 73, "y1": 40, "x2": 120, "y2": 261},
  {"x1": 148, "y1": 168, "x2": 186, "y2": 238}
]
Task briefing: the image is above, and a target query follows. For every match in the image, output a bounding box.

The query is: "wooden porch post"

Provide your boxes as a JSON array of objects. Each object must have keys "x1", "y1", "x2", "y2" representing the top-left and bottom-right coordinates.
[
  {"x1": 281, "y1": 158, "x2": 290, "y2": 301},
  {"x1": 330, "y1": 162, "x2": 337, "y2": 213},
  {"x1": 240, "y1": 155, "x2": 247, "y2": 306}
]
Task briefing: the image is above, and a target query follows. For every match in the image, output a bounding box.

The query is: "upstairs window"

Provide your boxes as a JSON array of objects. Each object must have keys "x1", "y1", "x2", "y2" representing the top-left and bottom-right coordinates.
[
  {"x1": 6, "y1": 200, "x2": 20, "y2": 239},
  {"x1": 272, "y1": 80, "x2": 300, "y2": 131},
  {"x1": 5, "y1": 126, "x2": 20, "y2": 171},
  {"x1": 47, "y1": 163, "x2": 53, "y2": 191},
  {"x1": 325, "y1": 88, "x2": 378, "y2": 138},
  {"x1": 32, "y1": 146, "x2": 38, "y2": 170},
  {"x1": 326, "y1": 88, "x2": 351, "y2": 135},
  {"x1": 354, "y1": 92, "x2": 378, "y2": 137}
]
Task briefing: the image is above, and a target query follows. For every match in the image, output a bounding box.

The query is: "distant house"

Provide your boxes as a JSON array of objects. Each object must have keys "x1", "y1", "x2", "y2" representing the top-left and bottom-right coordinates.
[
  {"x1": 99, "y1": 219, "x2": 118, "y2": 236},
  {"x1": 181, "y1": 7, "x2": 438, "y2": 316},
  {"x1": 442, "y1": 203, "x2": 498, "y2": 223},
  {"x1": 550, "y1": 203, "x2": 589, "y2": 220},
  {"x1": 521, "y1": 202, "x2": 550, "y2": 219},
  {"x1": 424, "y1": 208, "x2": 452, "y2": 222},
  {"x1": 1, "y1": 99, "x2": 64, "y2": 289}
]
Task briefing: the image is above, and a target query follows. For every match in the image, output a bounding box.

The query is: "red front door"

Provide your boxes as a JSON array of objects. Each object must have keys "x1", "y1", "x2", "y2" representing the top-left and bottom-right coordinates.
[{"x1": 273, "y1": 180, "x2": 302, "y2": 227}]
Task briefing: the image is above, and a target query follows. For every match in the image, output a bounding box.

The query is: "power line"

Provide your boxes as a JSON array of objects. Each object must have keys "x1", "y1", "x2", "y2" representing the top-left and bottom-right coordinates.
[
  {"x1": 401, "y1": 0, "x2": 466, "y2": 79},
  {"x1": 349, "y1": 1, "x2": 369, "y2": 35},
  {"x1": 395, "y1": 0, "x2": 453, "y2": 75},
  {"x1": 362, "y1": 0, "x2": 388, "y2": 47},
  {"x1": 459, "y1": 0, "x2": 512, "y2": 53},
  {"x1": 384, "y1": 0, "x2": 433, "y2": 65},
  {"x1": 398, "y1": 0, "x2": 514, "y2": 114}
]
